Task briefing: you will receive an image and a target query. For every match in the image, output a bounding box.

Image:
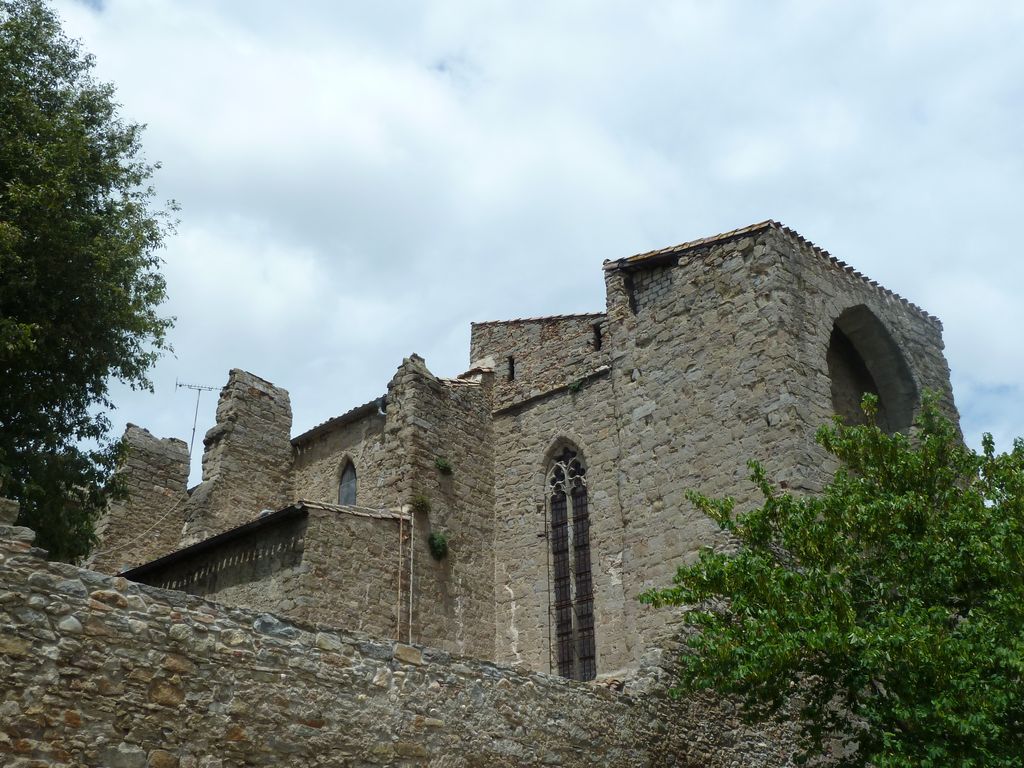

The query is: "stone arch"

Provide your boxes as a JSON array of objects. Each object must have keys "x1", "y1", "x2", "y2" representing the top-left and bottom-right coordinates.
[
  {"x1": 827, "y1": 305, "x2": 918, "y2": 433},
  {"x1": 337, "y1": 457, "x2": 357, "y2": 506},
  {"x1": 543, "y1": 439, "x2": 596, "y2": 681}
]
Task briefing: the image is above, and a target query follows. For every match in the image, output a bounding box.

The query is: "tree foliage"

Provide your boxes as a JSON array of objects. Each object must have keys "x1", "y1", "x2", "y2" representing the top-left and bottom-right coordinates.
[
  {"x1": 642, "y1": 394, "x2": 1024, "y2": 767},
  {"x1": 0, "y1": 0, "x2": 174, "y2": 561}
]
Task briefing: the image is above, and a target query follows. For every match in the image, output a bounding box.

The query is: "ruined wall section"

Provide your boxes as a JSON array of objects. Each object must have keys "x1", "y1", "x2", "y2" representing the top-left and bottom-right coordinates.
[
  {"x1": 470, "y1": 313, "x2": 608, "y2": 410},
  {"x1": 491, "y1": 374, "x2": 632, "y2": 676},
  {"x1": 604, "y1": 230, "x2": 805, "y2": 649},
  {"x1": 392, "y1": 356, "x2": 497, "y2": 659},
  {"x1": 180, "y1": 369, "x2": 294, "y2": 547},
  {"x1": 769, "y1": 226, "x2": 958, "y2": 490},
  {"x1": 291, "y1": 407, "x2": 398, "y2": 509},
  {"x1": 0, "y1": 526, "x2": 800, "y2": 767},
  {"x1": 89, "y1": 424, "x2": 190, "y2": 574}
]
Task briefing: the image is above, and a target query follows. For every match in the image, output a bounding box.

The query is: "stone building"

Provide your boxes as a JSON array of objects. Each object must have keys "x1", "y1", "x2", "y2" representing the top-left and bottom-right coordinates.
[{"x1": 89, "y1": 219, "x2": 958, "y2": 684}]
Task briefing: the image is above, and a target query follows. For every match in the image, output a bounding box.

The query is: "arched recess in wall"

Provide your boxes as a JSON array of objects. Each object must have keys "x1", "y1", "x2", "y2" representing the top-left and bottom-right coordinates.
[
  {"x1": 544, "y1": 442, "x2": 596, "y2": 682},
  {"x1": 827, "y1": 305, "x2": 918, "y2": 433},
  {"x1": 338, "y1": 459, "x2": 357, "y2": 506}
]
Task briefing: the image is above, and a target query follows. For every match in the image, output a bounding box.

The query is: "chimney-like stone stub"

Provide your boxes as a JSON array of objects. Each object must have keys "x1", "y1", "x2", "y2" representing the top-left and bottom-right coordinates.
[
  {"x1": 180, "y1": 369, "x2": 295, "y2": 547},
  {"x1": 88, "y1": 424, "x2": 190, "y2": 574}
]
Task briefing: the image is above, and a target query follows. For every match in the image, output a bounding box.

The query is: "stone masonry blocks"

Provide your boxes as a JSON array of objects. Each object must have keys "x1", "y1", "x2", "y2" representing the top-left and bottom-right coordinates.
[
  {"x1": 88, "y1": 424, "x2": 189, "y2": 574},
  {"x1": 180, "y1": 369, "x2": 294, "y2": 547}
]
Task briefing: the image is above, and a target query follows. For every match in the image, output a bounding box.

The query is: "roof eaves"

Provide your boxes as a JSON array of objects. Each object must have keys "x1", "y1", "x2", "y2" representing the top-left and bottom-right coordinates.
[
  {"x1": 604, "y1": 220, "x2": 941, "y2": 327},
  {"x1": 471, "y1": 312, "x2": 606, "y2": 328},
  {"x1": 291, "y1": 396, "x2": 385, "y2": 447},
  {"x1": 772, "y1": 222, "x2": 942, "y2": 327},
  {"x1": 119, "y1": 503, "x2": 307, "y2": 581},
  {"x1": 603, "y1": 220, "x2": 776, "y2": 272}
]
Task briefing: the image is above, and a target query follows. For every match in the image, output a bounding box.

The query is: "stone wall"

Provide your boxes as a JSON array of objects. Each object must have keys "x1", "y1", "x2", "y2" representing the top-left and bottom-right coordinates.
[
  {"x1": 181, "y1": 370, "x2": 295, "y2": 547},
  {"x1": 769, "y1": 224, "x2": 958, "y2": 490},
  {"x1": 89, "y1": 424, "x2": 190, "y2": 574},
  {"x1": 470, "y1": 313, "x2": 608, "y2": 410},
  {"x1": 393, "y1": 357, "x2": 497, "y2": 659},
  {"x1": 490, "y1": 374, "x2": 633, "y2": 675},
  {"x1": 124, "y1": 509, "x2": 309, "y2": 615},
  {"x1": 291, "y1": 403, "x2": 397, "y2": 509},
  {"x1": 128, "y1": 504, "x2": 408, "y2": 643},
  {"x1": 300, "y1": 505, "x2": 408, "y2": 639},
  {"x1": 0, "y1": 526, "x2": 800, "y2": 767},
  {"x1": 601, "y1": 221, "x2": 959, "y2": 650}
]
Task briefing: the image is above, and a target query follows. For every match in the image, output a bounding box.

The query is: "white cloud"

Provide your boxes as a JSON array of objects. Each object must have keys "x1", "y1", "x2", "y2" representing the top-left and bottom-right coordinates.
[{"x1": 51, "y1": 0, "x2": 1024, "y2": 482}]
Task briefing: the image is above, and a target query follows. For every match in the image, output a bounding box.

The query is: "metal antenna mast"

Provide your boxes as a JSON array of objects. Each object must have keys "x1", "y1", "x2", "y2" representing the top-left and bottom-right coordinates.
[{"x1": 175, "y1": 379, "x2": 218, "y2": 457}]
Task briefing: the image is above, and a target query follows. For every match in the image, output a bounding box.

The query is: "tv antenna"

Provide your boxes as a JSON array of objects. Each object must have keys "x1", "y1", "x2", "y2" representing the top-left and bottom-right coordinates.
[{"x1": 176, "y1": 379, "x2": 218, "y2": 457}]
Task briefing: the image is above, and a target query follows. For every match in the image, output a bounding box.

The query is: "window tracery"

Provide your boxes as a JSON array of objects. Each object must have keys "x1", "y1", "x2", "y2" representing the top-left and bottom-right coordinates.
[{"x1": 547, "y1": 446, "x2": 596, "y2": 681}]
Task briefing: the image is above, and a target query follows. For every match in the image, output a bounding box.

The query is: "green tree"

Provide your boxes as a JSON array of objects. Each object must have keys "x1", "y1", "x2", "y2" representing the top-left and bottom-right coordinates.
[
  {"x1": 642, "y1": 395, "x2": 1024, "y2": 767},
  {"x1": 0, "y1": 0, "x2": 174, "y2": 561}
]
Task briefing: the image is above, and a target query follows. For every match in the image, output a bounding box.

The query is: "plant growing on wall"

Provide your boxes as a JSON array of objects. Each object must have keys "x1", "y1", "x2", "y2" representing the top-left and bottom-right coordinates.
[
  {"x1": 409, "y1": 494, "x2": 431, "y2": 515},
  {"x1": 642, "y1": 393, "x2": 1024, "y2": 768},
  {"x1": 428, "y1": 531, "x2": 448, "y2": 561},
  {"x1": 434, "y1": 457, "x2": 454, "y2": 475}
]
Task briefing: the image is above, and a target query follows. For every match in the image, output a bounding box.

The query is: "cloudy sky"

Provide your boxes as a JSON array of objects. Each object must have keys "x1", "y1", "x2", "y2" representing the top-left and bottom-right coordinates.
[{"x1": 54, "y1": 0, "x2": 1024, "y2": 483}]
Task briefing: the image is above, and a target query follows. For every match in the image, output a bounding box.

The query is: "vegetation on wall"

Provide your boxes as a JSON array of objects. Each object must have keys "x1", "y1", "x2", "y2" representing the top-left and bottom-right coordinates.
[
  {"x1": 0, "y1": 0, "x2": 175, "y2": 561},
  {"x1": 428, "y1": 531, "x2": 449, "y2": 561},
  {"x1": 642, "y1": 394, "x2": 1024, "y2": 768},
  {"x1": 409, "y1": 494, "x2": 432, "y2": 515},
  {"x1": 434, "y1": 457, "x2": 453, "y2": 475}
]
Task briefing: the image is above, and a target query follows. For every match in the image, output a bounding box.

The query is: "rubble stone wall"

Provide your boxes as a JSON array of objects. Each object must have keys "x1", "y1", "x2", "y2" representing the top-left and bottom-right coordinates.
[
  {"x1": 0, "y1": 527, "x2": 800, "y2": 768},
  {"x1": 89, "y1": 425, "x2": 190, "y2": 574},
  {"x1": 771, "y1": 227, "x2": 959, "y2": 490},
  {"x1": 127, "y1": 506, "x2": 415, "y2": 647},
  {"x1": 602, "y1": 225, "x2": 958, "y2": 651},
  {"x1": 180, "y1": 370, "x2": 295, "y2": 547},
  {"x1": 291, "y1": 409, "x2": 396, "y2": 509},
  {"x1": 490, "y1": 374, "x2": 633, "y2": 675},
  {"x1": 470, "y1": 314, "x2": 608, "y2": 410},
  {"x1": 300, "y1": 508, "x2": 407, "y2": 640},
  {"x1": 396, "y1": 358, "x2": 497, "y2": 660}
]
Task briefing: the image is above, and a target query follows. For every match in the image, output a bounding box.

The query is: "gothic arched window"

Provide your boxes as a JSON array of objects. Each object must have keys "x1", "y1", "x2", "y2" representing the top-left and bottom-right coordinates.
[
  {"x1": 338, "y1": 461, "x2": 357, "y2": 506},
  {"x1": 547, "y1": 446, "x2": 596, "y2": 681}
]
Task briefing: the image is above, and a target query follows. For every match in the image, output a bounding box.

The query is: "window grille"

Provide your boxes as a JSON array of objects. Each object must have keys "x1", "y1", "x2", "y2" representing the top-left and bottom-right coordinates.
[{"x1": 547, "y1": 447, "x2": 596, "y2": 681}]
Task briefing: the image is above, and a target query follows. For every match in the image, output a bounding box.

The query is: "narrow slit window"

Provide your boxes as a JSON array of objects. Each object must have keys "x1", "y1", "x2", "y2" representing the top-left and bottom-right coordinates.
[
  {"x1": 546, "y1": 447, "x2": 596, "y2": 681},
  {"x1": 507, "y1": 355, "x2": 516, "y2": 381},
  {"x1": 338, "y1": 461, "x2": 357, "y2": 506},
  {"x1": 593, "y1": 323, "x2": 603, "y2": 351}
]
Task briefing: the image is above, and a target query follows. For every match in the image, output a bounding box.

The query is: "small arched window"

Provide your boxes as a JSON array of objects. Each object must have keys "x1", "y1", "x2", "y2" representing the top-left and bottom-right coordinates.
[
  {"x1": 338, "y1": 461, "x2": 357, "y2": 506},
  {"x1": 547, "y1": 446, "x2": 596, "y2": 681}
]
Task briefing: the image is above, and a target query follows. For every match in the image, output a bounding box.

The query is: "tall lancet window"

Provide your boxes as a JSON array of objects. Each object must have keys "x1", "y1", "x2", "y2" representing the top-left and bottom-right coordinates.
[
  {"x1": 338, "y1": 461, "x2": 357, "y2": 506},
  {"x1": 547, "y1": 446, "x2": 596, "y2": 681}
]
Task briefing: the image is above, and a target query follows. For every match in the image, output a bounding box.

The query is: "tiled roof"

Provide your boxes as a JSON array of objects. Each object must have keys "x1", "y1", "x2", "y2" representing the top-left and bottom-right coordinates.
[
  {"x1": 603, "y1": 220, "x2": 940, "y2": 325},
  {"x1": 299, "y1": 499, "x2": 408, "y2": 521},
  {"x1": 471, "y1": 312, "x2": 606, "y2": 328},
  {"x1": 440, "y1": 377, "x2": 483, "y2": 387}
]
